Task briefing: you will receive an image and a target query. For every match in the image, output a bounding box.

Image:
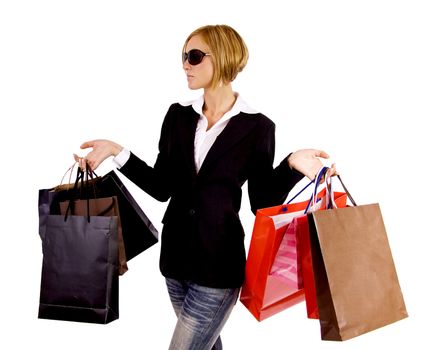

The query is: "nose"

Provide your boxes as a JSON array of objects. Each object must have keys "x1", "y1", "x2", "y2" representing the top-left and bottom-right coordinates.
[{"x1": 183, "y1": 59, "x2": 191, "y2": 70}]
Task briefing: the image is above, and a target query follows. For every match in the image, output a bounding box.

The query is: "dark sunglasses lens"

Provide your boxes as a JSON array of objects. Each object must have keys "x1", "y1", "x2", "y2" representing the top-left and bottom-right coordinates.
[
  {"x1": 188, "y1": 50, "x2": 204, "y2": 65},
  {"x1": 181, "y1": 50, "x2": 204, "y2": 65}
]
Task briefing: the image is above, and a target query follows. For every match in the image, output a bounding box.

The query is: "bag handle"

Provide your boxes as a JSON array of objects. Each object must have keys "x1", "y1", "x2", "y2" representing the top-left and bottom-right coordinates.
[
  {"x1": 64, "y1": 167, "x2": 86, "y2": 221},
  {"x1": 284, "y1": 180, "x2": 314, "y2": 206},
  {"x1": 56, "y1": 162, "x2": 78, "y2": 191},
  {"x1": 311, "y1": 166, "x2": 330, "y2": 207},
  {"x1": 283, "y1": 166, "x2": 329, "y2": 212},
  {"x1": 285, "y1": 166, "x2": 357, "y2": 213},
  {"x1": 303, "y1": 166, "x2": 331, "y2": 213},
  {"x1": 64, "y1": 162, "x2": 99, "y2": 222},
  {"x1": 327, "y1": 173, "x2": 357, "y2": 207}
]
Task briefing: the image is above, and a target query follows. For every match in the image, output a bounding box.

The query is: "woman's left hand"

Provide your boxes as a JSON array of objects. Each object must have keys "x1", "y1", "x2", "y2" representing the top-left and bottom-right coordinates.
[{"x1": 287, "y1": 149, "x2": 336, "y2": 180}]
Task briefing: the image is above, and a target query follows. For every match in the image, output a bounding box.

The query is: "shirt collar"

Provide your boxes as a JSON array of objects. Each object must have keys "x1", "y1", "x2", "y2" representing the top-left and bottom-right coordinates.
[{"x1": 180, "y1": 93, "x2": 258, "y2": 117}]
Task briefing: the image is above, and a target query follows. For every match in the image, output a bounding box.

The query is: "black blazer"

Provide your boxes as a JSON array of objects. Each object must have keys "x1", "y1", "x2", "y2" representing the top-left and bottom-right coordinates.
[{"x1": 120, "y1": 103, "x2": 303, "y2": 288}]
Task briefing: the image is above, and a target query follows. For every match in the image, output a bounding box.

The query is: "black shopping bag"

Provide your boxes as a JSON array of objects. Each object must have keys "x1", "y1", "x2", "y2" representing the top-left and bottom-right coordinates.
[
  {"x1": 59, "y1": 196, "x2": 129, "y2": 275},
  {"x1": 96, "y1": 171, "x2": 159, "y2": 260},
  {"x1": 38, "y1": 214, "x2": 119, "y2": 324},
  {"x1": 40, "y1": 169, "x2": 158, "y2": 261}
]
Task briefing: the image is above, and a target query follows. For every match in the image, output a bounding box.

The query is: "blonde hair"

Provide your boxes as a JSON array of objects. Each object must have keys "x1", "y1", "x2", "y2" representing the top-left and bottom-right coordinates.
[{"x1": 183, "y1": 24, "x2": 249, "y2": 89}]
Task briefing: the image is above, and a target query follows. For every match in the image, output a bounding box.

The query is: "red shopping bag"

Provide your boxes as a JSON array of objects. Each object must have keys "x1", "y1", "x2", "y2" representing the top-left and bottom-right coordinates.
[{"x1": 239, "y1": 197, "x2": 311, "y2": 321}]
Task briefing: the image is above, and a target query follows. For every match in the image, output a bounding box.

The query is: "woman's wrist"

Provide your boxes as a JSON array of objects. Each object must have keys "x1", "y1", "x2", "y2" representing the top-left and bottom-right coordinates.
[
  {"x1": 286, "y1": 152, "x2": 294, "y2": 170},
  {"x1": 112, "y1": 142, "x2": 123, "y2": 157},
  {"x1": 113, "y1": 148, "x2": 131, "y2": 169}
]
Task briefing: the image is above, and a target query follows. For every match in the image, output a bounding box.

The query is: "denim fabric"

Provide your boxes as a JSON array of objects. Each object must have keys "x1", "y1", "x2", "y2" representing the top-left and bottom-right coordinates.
[{"x1": 166, "y1": 278, "x2": 240, "y2": 350}]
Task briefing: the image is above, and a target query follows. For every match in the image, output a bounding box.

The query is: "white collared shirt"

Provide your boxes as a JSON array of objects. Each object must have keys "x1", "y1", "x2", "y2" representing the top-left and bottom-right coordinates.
[
  {"x1": 183, "y1": 93, "x2": 256, "y2": 171},
  {"x1": 113, "y1": 93, "x2": 257, "y2": 171}
]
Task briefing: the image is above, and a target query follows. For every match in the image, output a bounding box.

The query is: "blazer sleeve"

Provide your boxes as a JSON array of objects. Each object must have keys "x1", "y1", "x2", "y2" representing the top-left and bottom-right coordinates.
[
  {"x1": 247, "y1": 121, "x2": 303, "y2": 214},
  {"x1": 118, "y1": 106, "x2": 174, "y2": 202}
]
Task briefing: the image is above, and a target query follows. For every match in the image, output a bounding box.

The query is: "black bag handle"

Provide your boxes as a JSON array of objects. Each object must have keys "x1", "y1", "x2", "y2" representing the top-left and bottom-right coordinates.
[
  {"x1": 64, "y1": 167, "x2": 86, "y2": 221},
  {"x1": 64, "y1": 163, "x2": 108, "y2": 222}
]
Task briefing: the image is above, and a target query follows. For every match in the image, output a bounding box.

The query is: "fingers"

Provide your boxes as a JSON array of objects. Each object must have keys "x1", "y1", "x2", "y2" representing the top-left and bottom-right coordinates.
[
  {"x1": 323, "y1": 162, "x2": 339, "y2": 177},
  {"x1": 288, "y1": 148, "x2": 338, "y2": 182},
  {"x1": 73, "y1": 153, "x2": 87, "y2": 170},
  {"x1": 314, "y1": 161, "x2": 336, "y2": 181},
  {"x1": 85, "y1": 158, "x2": 98, "y2": 171},
  {"x1": 327, "y1": 163, "x2": 338, "y2": 176},
  {"x1": 314, "y1": 151, "x2": 336, "y2": 177},
  {"x1": 79, "y1": 158, "x2": 87, "y2": 170},
  {"x1": 76, "y1": 141, "x2": 96, "y2": 170},
  {"x1": 80, "y1": 141, "x2": 94, "y2": 149},
  {"x1": 315, "y1": 149, "x2": 330, "y2": 159}
]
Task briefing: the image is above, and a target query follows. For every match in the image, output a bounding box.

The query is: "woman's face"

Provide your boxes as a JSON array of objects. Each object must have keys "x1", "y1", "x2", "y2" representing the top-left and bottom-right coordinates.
[{"x1": 183, "y1": 35, "x2": 214, "y2": 90}]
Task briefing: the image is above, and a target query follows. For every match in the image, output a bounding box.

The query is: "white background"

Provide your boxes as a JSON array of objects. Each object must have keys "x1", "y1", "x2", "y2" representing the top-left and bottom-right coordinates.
[{"x1": 1, "y1": 0, "x2": 430, "y2": 348}]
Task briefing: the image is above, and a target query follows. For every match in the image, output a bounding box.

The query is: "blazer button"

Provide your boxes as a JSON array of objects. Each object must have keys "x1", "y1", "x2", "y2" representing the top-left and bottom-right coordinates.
[{"x1": 189, "y1": 209, "x2": 196, "y2": 216}]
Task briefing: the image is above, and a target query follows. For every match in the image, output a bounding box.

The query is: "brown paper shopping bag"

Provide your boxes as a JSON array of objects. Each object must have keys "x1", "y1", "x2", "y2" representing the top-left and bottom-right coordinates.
[{"x1": 308, "y1": 200, "x2": 408, "y2": 341}]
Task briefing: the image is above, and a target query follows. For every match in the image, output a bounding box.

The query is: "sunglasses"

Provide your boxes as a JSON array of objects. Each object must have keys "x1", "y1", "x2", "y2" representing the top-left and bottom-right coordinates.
[{"x1": 182, "y1": 49, "x2": 211, "y2": 65}]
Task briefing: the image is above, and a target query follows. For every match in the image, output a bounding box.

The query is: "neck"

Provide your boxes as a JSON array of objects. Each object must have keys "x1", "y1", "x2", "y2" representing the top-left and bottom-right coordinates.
[{"x1": 202, "y1": 84, "x2": 236, "y2": 120}]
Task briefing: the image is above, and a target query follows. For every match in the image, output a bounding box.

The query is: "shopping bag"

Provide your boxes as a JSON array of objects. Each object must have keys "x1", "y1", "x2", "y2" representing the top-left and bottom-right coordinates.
[
  {"x1": 240, "y1": 169, "x2": 340, "y2": 321},
  {"x1": 295, "y1": 178, "x2": 348, "y2": 320},
  {"x1": 239, "y1": 202, "x2": 306, "y2": 321},
  {"x1": 39, "y1": 167, "x2": 158, "y2": 262},
  {"x1": 59, "y1": 196, "x2": 128, "y2": 275},
  {"x1": 95, "y1": 171, "x2": 159, "y2": 260},
  {"x1": 308, "y1": 178, "x2": 408, "y2": 340},
  {"x1": 38, "y1": 214, "x2": 119, "y2": 324}
]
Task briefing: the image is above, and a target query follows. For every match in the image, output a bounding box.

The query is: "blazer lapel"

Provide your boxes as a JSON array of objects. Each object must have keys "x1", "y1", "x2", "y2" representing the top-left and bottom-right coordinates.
[
  {"x1": 198, "y1": 113, "x2": 257, "y2": 175},
  {"x1": 178, "y1": 111, "x2": 199, "y2": 177}
]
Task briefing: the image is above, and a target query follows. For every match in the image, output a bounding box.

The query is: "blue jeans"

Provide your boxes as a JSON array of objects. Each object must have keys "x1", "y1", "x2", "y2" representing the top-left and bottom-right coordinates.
[{"x1": 165, "y1": 278, "x2": 240, "y2": 350}]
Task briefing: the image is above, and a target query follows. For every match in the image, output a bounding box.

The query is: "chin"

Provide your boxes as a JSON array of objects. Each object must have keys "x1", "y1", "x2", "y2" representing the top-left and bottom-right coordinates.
[{"x1": 188, "y1": 84, "x2": 202, "y2": 90}]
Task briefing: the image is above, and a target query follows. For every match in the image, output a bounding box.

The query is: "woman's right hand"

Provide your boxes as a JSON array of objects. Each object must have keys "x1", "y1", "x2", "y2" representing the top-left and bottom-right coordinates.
[{"x1": 73, "y1": 139, "x2": 123, "y2": 171}]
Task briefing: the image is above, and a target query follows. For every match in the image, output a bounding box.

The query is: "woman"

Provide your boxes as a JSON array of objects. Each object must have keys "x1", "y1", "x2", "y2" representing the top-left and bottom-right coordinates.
[{"x1": 75, "y1": 24, "x2": 334, "y2": 350}]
